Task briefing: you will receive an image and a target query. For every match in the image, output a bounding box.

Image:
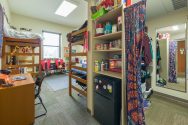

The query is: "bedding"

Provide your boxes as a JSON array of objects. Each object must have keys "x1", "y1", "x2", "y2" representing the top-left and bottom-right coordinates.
[{"x1": 4, "y1": 28, "x2": 43, "y2": 40}]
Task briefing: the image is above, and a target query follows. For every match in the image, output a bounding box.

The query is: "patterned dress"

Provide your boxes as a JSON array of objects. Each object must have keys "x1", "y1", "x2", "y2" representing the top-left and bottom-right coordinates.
[
  {"x1": 168, "y1": 40, "x2": 177, "y2": 83},
  {"x1": 124, "y1": 0, "x2": 146, "y2": 125}
]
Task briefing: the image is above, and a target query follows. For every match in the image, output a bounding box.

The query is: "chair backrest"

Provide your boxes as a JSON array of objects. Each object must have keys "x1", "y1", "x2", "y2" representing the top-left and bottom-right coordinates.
[{"x1": 35, "y1": 75, "x2": 45, "y2": 97}]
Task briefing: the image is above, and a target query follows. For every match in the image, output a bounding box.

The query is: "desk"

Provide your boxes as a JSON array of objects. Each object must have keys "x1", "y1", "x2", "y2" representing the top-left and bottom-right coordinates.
[{"x1": 0, "y1": 73, "x2": 35, "y2": 125}]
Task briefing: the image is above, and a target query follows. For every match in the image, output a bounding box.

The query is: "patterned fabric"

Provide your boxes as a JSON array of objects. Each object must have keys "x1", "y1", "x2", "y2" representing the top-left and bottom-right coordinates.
[
  {"x1": 168, "y1": 40, "x2": 177, "y2": 83},
  {"x1": 124, "y1": 0, "x2": 146, "y2": 125},
  {"x1": 142, "y1": 33, "x2": 152, "y2": 66},
  {"x1": 0, "y1": 4, "x2": 3, "y2": 57}
]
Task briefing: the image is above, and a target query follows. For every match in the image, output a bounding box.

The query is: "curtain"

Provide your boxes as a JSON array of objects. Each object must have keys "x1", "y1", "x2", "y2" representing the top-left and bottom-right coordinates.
[
  {"x1": 124, "y1": 0, "x2": 146, "y2": 125},
  {"x1": 168, "y1": 40, "x2": 177, "y2": 83}
]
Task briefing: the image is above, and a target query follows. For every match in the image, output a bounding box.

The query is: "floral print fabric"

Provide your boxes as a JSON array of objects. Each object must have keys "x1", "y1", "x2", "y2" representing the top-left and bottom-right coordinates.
[
  {"x1": 124, "y1": 0, "x2": 146, "y2": 125},
  {"x1": 168, "y1": 40, "x2": 177, "y2": 83}
]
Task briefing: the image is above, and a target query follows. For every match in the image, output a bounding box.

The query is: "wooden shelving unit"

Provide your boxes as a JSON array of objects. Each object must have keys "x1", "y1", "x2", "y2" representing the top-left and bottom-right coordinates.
[
  {"x1": 2, "y1": 37, "x2": 41, "y2": 76},
  {"x1": 94, "y1": 71, "x2": 122, "y2": 79},
  {"x1": 93, "y1": 31, "x2": 122, "y2": 40},
  {"x1": 93, "y1": 49, "x2": 122, "y2": 52},
  {"x1": 88, "y1": 1, "x2": 126, "y2": 124},
  {"x1": 69, "y1": 28, "x2": 88, "y2": 97}
]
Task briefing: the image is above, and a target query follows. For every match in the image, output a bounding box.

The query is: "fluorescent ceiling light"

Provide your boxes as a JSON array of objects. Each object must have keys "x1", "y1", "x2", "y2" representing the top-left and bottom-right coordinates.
[
  {"x1": 172, "y1": 25, "x2": 179, "y2": 31},
  {"x1": 55, "y1": 0, "x2": 78, "y2": 17}
]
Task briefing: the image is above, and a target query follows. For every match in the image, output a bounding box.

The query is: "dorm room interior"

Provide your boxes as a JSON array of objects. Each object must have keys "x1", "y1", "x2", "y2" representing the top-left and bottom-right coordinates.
[{"x1": 0, "y1": 0, "x2": 188, "y2": 125}]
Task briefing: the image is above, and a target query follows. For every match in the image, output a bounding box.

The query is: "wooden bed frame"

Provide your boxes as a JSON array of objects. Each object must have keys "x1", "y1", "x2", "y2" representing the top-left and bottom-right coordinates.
[{"x1": 2, "y1": 37, "x2": 41, "y2": 76}]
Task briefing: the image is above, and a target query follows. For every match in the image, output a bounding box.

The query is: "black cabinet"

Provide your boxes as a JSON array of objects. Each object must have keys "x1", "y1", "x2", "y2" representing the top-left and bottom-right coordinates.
[{"x1": 94, "y1": 75, "x2": 121, "y2": 125}]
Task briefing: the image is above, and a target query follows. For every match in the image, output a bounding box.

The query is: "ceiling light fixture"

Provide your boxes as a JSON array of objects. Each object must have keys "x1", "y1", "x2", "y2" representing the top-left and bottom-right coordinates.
[
  {"x1": 172, "y1": 25, "x2": 179, "y2": 31},
  {"x1": 55, "y1": 0, "x2": 78, "y2": 17}
]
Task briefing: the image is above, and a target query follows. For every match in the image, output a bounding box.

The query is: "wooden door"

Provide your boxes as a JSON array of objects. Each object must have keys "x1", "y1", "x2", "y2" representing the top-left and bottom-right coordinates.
[{"x1": 177, "y1": 41, "x2": 186, "y2": 76}]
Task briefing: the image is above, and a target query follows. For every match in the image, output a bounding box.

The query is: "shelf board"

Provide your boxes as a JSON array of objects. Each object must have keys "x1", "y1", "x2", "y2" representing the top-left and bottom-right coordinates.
[
  {"x1": 71, "y1": 85, "x2": 87, "y2": 97},
  {"x1": 94, "y1": 71, "x2": 122, "y2": 79},
  {"x1": 6, "y1": 53, "x2": 40, "y2": 56},
  {"x1": 71, "y1": 65, "x2": 87, "y2": 72},
  {"x1": 70, "y1": 74, "x2": 87, "y2": 84},
  {"x1": 93, "y1": 31, "x2": 122, "y2": 40},
  {"x1": 71, "y1": 27, "x2": 87, "y2": 37},
  {"x1": 71, "y1": 40, "x2": 84, "y2": 46},
  {"x1": 4, "y1": 64, "x2": 39, "y2": 68},
  {"x1": 71, "y1": 52, "x2": 87, "y2": 56},
  {"x1": 95, "y1": 6, "x2": 122, "y2": 23},
  {"x1": 94, "y1": 49, "x2": 122, "y2": 52},
  {"x1": 4, "y1": 41, "x2": 39, "y2": 47},
  {"x1": 4, "y1": 37, "x2": 40, "y2": 44}
]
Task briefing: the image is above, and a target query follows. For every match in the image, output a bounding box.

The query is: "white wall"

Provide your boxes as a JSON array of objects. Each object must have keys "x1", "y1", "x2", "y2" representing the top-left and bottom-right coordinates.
[
  {"x1": 0, "y1": 0, "x2": 11, "y2": 24},
  {"x1": 147, "y1": 8, "x2": 188, "y2": 100},
  {"x1": 11, "y1": 13, "x2": 75, "y2": 60},
  {"x1": 0, "y1": 0, "x2": 12, "y2": 68}
]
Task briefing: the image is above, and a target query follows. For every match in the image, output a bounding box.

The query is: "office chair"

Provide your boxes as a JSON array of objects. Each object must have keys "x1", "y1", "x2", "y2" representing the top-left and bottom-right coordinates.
[{"x1": 35, "y1": 75, "x2": 47, "y2": 118}]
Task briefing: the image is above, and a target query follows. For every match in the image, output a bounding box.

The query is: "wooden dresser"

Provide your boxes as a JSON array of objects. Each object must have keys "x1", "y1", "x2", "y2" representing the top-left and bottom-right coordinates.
[{"x1": 0, "y1": 73, "x2": 35, "y2": 125}]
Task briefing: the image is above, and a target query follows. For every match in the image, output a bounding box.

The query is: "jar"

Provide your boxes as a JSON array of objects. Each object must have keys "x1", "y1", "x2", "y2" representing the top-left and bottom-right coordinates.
[
  {"x1": 103, "y1": 43, "x2": 109, "y2": 50},
  {"x1": 96, "y1": 23, "x2": 104, "y2": 36}
]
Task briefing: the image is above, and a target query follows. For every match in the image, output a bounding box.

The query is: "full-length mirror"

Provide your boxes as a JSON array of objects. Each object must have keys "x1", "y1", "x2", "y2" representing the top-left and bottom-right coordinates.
[{"x1": 156, "y1": 23, "x2": 187, "y2": 92}]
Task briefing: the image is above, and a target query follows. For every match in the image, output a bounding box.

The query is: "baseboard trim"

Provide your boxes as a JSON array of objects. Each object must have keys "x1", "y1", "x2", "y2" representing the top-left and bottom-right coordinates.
[{"x1": 153, "y1": 91, "x2": 188, "y2": 107}]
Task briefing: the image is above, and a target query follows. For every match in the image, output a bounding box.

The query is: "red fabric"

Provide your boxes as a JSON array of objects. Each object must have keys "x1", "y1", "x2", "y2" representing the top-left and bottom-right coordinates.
[
  {"x1": 83, "y1": 31, "x2": 89, "y2": 53},
  {"x1": 126, "y1": 0, "x2": 132, "y2": 6},
  {"x1": 55, "y1": 59, "x2": 64, "y2": 68},
  {"x1": 47, "y1": 59, "x2": 51, "y2": 70},
  {"x1": 41, "y1": 60, "x2": 47, "y2": 70}
]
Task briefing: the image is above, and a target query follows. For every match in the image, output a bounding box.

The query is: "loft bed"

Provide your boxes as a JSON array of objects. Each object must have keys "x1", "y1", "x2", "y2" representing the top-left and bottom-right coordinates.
[
  {"x1": 67, "y1": 21, "x2": 88, "y2": 97},
  {"x1": 0, "y1": 5, "x2": 42, "y2": 76}
]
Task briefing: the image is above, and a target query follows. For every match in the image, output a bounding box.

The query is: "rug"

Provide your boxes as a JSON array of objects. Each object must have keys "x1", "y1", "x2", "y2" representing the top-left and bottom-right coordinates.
[{"x1": 45, "y1": 74, "x2": 76, "y2": 91}]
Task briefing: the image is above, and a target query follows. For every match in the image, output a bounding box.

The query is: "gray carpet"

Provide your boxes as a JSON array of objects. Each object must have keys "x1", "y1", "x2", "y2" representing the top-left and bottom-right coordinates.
[
  {"x1": 35, "y1": 77, "x2": 99, "y2": 125},
  {"x1": 45, "y1": 75, "x2": 76, "y2": 91}
]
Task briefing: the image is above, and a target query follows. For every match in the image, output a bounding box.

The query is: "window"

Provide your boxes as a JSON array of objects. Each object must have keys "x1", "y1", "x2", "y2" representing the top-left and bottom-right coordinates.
[{"x1": 42, "y1": 31, "x2": 61, "y2": 58}]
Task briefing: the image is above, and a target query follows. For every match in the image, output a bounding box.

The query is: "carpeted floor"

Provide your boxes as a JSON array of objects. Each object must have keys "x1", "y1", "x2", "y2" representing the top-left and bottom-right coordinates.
[
  {"x1": 45, "y1": 75, "x2": 76, "y2": 91},
  {"x1": 34, "y1": 75, "x2": 188, "y2": 125},
  {"x1": 34, "y1": 75, "x2": 99, "y2": 125},
  {"x1": 164, "y1": 77, "x2": 186, "y2": 92}
]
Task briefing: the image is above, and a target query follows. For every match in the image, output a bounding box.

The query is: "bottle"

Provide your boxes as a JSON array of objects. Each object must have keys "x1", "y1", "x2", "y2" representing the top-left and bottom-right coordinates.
[
  {"x1": 101, "y1": 60, "x2": 104, "y2": 72},
  {"x1": 95, "y1": 60, "x2": 98, "y2": 72},
  {"x1": 104, "y1": 60, "x2": 109, "y2": 71}
]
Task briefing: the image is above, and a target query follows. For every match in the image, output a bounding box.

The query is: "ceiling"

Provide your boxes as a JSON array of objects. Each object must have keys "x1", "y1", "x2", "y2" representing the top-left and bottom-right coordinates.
[
  {"x1": 8, "y1": 0, "x2": 88, "y2": 28},
  {"x1": 8, "y1": 0, "x2": 188, "y2": 28}
]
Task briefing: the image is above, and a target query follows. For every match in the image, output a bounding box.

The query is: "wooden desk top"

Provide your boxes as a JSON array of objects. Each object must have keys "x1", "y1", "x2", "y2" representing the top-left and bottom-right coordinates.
[{"x1": 0, "y1": 73, "x2": 34, "y2": 90}]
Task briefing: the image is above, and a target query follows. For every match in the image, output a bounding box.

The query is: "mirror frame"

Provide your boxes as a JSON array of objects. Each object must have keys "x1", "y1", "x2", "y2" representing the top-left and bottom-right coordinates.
[{"x1": 155, "y1": 23, "x2": 187, "y2": 93}]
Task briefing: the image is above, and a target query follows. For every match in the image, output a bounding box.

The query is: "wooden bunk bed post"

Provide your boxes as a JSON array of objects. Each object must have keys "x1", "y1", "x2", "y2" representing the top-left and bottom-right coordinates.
[
  {"x1": 69, "y1": 42, "x2": 72, "y2": 96},
  {"x1": 68, "y1": 27, "x2": 88, "y2": 97}
]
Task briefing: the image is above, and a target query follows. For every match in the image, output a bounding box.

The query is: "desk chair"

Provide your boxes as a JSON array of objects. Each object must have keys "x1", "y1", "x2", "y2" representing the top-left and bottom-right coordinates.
[{"x1": 35, "y1": 75, "x2": 47, "y2": 118}]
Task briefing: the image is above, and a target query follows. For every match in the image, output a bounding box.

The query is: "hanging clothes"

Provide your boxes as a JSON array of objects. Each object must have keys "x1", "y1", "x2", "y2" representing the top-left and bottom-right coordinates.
[
  {"x1": 168, "y1": 40, "x2": 177, "y2": 83},
  {"x1": 142, "y1": 33, "x2": 152, "y2": 66},
  {"x1": 124, "y1": 0, "x2": 146, "y2": 125}
]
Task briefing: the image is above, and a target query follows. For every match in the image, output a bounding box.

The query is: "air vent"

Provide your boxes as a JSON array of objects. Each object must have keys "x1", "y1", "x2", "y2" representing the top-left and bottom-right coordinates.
[{"x1": 172, "y1": 0, "x2": 187, "y2": 10}]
